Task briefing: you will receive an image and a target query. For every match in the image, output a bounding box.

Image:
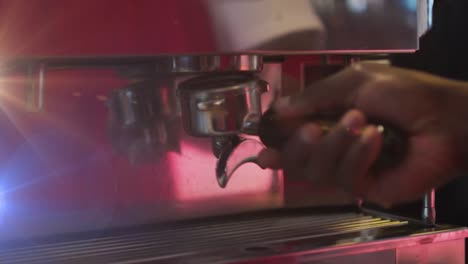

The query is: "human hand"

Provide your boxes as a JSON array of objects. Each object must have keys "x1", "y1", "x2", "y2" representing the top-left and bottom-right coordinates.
[{"x1": 258, "y1": 62, "x2": 468, "y2": 207}]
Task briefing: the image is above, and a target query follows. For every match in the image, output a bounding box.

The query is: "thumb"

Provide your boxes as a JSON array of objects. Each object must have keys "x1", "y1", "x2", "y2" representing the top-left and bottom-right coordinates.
[{"x1": 273, "y1": 63, "x2": 371, "y2": 118}]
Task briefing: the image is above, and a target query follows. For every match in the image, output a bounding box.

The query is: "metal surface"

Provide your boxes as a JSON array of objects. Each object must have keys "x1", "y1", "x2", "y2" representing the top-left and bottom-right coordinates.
[
  {"x1": 153, "y1": 56, "x2": 220, "y2": 74},
  {"x1": 107, "y1": 79, "x2": 181, "y2": 164},
  {"x1": 396, "y1": 240, "x2": 464, "y2": 264},
  {"x1": 0, "y1": 0, "x2": 420, "y2": 63},
  {"x1": 0, "y1": 211, "x2": 411, "y2": 263},
  {"x1": 216, "y1": 138, "x2": 264, "y2": 188},
  {"x1": 0, "y1": 65, "x2": 282, "y2": 241},
  {"x1": 0, "y1": 209, "x2": 465, "y2": 264},
  {"x1": 230, "y1": 55, "x2": 263, "y2": 72},
  {"x1": 178, "y1": 73, "x2": 268, "y2": 137},
  {"x1": 422, "y1": 189, "x2": 436, "y2": 226},
  {"x1": 24, "y1": 64, "x2": 45, "y2": 112},
  {"x1": 0, "y1": 3, "x2": 446, "y2": 262},
  {"x1": 150, "y1": 55, "x2": 263, "y2": 74},
  {"x1": 1, "y1": 55, "x2": 264, "y2": 77}
]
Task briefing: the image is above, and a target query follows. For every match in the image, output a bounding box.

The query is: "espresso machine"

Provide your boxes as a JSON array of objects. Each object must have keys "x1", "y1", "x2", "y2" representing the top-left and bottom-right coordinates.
[{"x1": 0, "y1": 0, "x2": 466, "y2": 263}]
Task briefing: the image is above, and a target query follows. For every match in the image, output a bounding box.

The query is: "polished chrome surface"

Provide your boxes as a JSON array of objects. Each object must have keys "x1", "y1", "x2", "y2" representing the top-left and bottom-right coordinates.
[
  {"x1": 0, "y1": 0, "x2": 420, "y2": 62},
  {"x1": 230, "y1": 55, "x2": 263, "y2": 72},
  {"x1": 154, "y1": 56, "x2": 221, "y2": 73},
  {"x1": 0, "y1": 209, "x2": 466, "y2": 264},
  {"x1": 216, "y1": 138, "x2": 265, "y2": 188},
  {"x1": 1, "y1": 55, "x2": 264, "y2": 78},
  {"x1": 178, "y1": 73, "x2": 268, "y2": 137},
  {"x1": 0, "y1": 211, "x2": 406, "y2": 263},
  {"x1": 107, "y1": 79, "x2": 181, "y2": 164},
  {"x1": 108, "y1": 82, "x2": 159, "y2": 129},
  {"x1": 116, "y1": 56, "x2": 225, "y2": 76},
  {"x1": 0, "y1": 65, "x2": 282, "y2": 241},
  {"x1": 422, "y1": 188, "x2": 436, "y2": 226},
  {"x1": 151, "y1": 55, "x2": 263, "y2": 74}
]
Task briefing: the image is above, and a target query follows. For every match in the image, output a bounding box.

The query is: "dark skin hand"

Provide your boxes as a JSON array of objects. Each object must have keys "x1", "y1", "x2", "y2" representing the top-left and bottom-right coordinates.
[{"x1": 257, "y1": 62, "x2": 468, "y2": 207}]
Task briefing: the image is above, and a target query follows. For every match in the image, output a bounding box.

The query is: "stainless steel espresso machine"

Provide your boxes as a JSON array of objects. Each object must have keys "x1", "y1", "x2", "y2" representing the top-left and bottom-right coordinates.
[{"x1": 0, "y1": 0, "x2": 466, "y2": 263}]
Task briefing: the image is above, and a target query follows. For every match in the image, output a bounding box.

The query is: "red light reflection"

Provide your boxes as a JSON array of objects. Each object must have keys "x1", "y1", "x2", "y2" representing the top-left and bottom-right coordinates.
[{"x1": 169, "y1": 140, "x2": 274, "y2": 201}]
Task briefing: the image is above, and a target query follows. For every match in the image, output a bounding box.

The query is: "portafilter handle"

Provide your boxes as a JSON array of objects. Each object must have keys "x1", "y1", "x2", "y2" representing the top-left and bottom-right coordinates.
[{"x1": 258, "y1": 108, "x2": 408, "y2": 172}]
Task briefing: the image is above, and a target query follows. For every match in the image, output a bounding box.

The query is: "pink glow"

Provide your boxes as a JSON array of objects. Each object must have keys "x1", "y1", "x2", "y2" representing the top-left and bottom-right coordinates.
[{"x1": 169, "y1": 140, "x2": 274, "y2": 201}]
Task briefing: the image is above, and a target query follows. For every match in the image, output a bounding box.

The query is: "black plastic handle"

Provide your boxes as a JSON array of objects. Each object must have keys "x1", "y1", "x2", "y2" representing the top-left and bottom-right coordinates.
[{"x1": 258, "y1": 108, "x2": 408, "y2": 171}]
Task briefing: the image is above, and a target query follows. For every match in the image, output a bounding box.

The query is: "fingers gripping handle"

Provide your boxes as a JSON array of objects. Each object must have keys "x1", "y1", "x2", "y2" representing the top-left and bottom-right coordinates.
[{"x1": 258, "y1": 108, "x2": 408, "y2": 171}]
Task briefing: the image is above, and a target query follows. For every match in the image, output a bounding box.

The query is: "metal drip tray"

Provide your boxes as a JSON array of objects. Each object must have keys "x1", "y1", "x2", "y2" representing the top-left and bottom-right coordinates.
[{"x1": 0, "y1": 208, "x2": 466, "y2": 264}]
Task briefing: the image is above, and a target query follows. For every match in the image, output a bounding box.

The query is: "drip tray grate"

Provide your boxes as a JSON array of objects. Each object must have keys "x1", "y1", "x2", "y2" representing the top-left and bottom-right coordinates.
[{"x1": 0, "y1": 211, "x2": 407, "y2": 264}]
